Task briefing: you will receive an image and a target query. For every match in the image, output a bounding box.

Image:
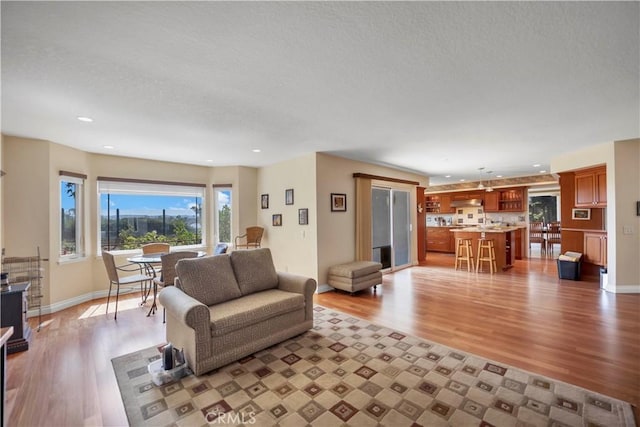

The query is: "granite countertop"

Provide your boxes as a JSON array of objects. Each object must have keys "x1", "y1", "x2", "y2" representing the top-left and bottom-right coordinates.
[{"x1": 451, "y1": 226, "x2": 521, "y2": 233}]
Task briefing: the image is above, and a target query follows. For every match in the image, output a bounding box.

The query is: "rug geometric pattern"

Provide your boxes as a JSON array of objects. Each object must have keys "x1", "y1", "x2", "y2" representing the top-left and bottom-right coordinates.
[{"x1": 112, "y1": 306, "x2": 636, "y2": 426}]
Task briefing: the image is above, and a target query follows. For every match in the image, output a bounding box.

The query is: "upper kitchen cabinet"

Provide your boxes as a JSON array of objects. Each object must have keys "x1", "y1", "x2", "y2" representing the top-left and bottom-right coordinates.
[
  {"x1": 498, "y1": 188, "x2": 524, "y2": 212},
  {"x1": 575, "y1": 167, "x2": 607, "y2": 207},
  {"x1": 483, "y1": 191, "x2": 500, "y2": 212},
  {"x1": 439, "y1": 194, "x2": 454, "y2": 213}
]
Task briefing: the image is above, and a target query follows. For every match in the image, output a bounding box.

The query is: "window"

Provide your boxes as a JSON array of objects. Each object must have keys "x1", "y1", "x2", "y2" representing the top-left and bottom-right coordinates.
[
  {"x1": 214, "y1": 187, "x2": 232, "y2": 244},
  {"x1": 529, "y1": 194, "x2": 559, "y2": 224},
  {"x1": 60, "y1": 172, "x2": 86, "y2": 259},
  {"x1": 98, "y1": 178, "x2": 205, "y2": 252}
]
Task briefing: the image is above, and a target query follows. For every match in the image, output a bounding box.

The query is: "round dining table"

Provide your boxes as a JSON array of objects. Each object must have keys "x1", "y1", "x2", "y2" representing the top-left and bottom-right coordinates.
[{"x1": 127, "y1": 250, "x2": 206, "y2": 316}]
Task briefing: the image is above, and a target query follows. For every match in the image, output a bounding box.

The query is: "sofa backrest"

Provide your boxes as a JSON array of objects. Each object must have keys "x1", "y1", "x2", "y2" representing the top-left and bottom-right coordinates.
[
  {"x1": 230, "y1": 248, "x2": 279, "y2": 295},
  {"x1": 175, "y1": 254, "x2": 242, "y2": 306}
]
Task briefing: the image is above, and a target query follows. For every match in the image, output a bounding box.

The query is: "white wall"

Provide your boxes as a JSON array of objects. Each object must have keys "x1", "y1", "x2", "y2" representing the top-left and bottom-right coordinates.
[
  {"x1": 612, "y1": 139, "x2": 640, "y2": 289},
  {"x1": 257, "y1": 153, "x2": 318, "y2": 280}
]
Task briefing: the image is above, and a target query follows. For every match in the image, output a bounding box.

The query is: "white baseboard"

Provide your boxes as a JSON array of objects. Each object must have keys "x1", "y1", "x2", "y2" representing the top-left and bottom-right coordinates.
[
  {"x1": 27, "y1": 287, "x2": 139, "y2": 318},
  {"x1": 605, "y1": 283, "x2": 640, "y2": 293}
]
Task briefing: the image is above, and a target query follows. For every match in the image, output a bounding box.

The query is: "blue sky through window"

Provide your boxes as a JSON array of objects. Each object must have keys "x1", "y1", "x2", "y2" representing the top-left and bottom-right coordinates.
[{"x1": 100, "y1": 194, "x2": 202, "y2": 217}]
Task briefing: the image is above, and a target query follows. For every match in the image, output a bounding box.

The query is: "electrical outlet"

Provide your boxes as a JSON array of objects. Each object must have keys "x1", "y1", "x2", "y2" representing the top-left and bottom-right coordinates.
[{"x1": 622, "y1": 226, "x2": 633, "y2": 235}]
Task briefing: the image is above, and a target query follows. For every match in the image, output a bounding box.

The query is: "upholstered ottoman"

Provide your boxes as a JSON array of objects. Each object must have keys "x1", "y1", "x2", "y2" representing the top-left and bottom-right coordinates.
[{"x1": 328, "y1": 261, "x2": 382, "y2": 294}]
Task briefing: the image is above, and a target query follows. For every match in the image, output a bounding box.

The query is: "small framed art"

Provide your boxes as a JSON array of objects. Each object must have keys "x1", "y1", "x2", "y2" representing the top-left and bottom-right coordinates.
[
  {"x1": 272, "y1": 214, "x2": 282, "y2": 226},
  {"x1": 285, "y1": 189, "x2": 294, "y2": 205},
  {"x1": 298, "y1": 208, "x2": 308, "y2": 225},
  {"x1": 331, "y1": 193, "x2": 347, "y2": 212},
  {"x1": 571, "y1": 208, "x2": 591, "y2": 220},
  {"x1": 261, "y1": 194, "x2": 269, "y2": 209}
]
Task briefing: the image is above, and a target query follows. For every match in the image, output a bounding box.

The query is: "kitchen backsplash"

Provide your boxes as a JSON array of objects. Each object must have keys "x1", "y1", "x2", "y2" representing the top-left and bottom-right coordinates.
[{"x1": 427, "y1": 208, "x2": 526, "y2": 226}]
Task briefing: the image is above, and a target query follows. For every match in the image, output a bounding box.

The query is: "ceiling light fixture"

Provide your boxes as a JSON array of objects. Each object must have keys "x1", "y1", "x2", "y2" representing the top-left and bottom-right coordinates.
[
  {"x1": 477, "y1": 167, "x2": 485, "y2": 189},
  {"x1": 77, "y1": 116, "x2": 93, "y2": 122},
  {"x1": 103, "y1": 145, "x2": 114, "y2": 149},
  {"x1": 252, "y1": 149, "x2": 261, "y2": 153},
  {"x1": 532, "y1": 163, "x2": 541, "y2": 167},
  {"x1": 445, "y1": 175, "x2": 451, "y2": 178}
]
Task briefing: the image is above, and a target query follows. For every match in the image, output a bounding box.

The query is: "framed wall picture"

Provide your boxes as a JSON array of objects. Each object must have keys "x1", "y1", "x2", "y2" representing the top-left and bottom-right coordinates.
[
  {"x1": 571, "y1": 208, "x2": 591, "y2": 220},
  {"x1": 331, "y1": 193, "x2": 347, "y2": 212},
  {"x1": 261, "y1": 194, "x2": 269, "y2": 209},
  {"x1": 298, "y1": 208, "x2": 308, "y2": 225},
  {"x1": 272, "y1": 214, "x2": 282, "y2": 226},
  {"x1": 285, "y1": 188, "x2": 294, "y2": 205}
]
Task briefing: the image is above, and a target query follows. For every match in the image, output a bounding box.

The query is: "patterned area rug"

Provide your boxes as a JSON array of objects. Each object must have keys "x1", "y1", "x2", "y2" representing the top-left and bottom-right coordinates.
[{"x1": 112, "y1": 306, "x2": 636, "y2": 426}]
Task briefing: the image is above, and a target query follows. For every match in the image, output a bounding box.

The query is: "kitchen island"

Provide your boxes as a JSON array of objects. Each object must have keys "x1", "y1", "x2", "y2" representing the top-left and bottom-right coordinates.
[{"x1": 451, "y1": 226, "x2": 518, "y2": 271}]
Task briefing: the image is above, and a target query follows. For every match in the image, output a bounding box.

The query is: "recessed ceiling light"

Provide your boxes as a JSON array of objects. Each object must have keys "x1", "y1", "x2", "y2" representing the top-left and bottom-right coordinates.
[
  {"x1": 77, "y1": 116, "x2": 93, "y2": 122},
  {"x1": 539, "y1": 170, "x2": 547, "y2": 173},
  {"x1": 103, "y1": 145, "x2": 114, "y2": 149},
  {"x1": 206, "y1": 159, "x2": 213, "y2": 163},
  {"x1": 496, "y1": 175, "x2": 503, "y2": 178},
  {"x1": 532, "y1": 163, "x2": 541, "y2": 167},
  {"x1": 445, "y1": 175, "x2": 451, "y2": 178},
  {"x1": 459, "y1": 179, "x2": 466, "y2": 182},
  {"x1": 252, "y1": 149, "x2": 261, "y2": 153}
]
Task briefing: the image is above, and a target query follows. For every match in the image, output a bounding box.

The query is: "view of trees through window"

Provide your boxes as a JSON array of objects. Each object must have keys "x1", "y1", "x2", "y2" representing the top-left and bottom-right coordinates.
[
  {"x1": 61, "y1": 180, "x2": 79, "y2": 256},
  {"x1": 216, "y1": 189, "x2": 232, "y2": 243},
  {"x1": 100, "y1": 194, "x2": 202, "y2": 250},
  {"x1": 529, "y1": 195, "x2": 558, "y2": 224}
]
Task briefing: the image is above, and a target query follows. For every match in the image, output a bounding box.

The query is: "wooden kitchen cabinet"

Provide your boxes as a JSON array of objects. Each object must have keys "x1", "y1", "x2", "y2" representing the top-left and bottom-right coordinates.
[
  {"x1": 575, "y1": 167, "x2": 607, "y2": 207},
  {"x1": 498, "y1": 188, "x2": 524, "y2": 211},
  {"x1": 439, "y1": 194, "x2": 454, "y2": 213},
  {"x1": 483, "y1": 191, "x2": 500, "y2": 212},
  {"x1": 426, "y1": 227, "x2": 455, "y2": 253},
  {"x1": 583, "y1": 231, "x2": 607, "y2": 266}
]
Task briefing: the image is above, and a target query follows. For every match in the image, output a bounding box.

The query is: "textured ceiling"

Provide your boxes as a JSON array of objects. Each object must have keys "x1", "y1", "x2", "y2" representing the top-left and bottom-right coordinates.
[{"x1": 2, "y1": 2, "x2": 638, "y2": 184}]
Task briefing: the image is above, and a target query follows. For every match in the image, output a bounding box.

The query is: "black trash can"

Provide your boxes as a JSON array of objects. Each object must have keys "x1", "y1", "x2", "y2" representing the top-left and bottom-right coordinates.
[{"x1": 557, "y1": 252, "x2": 583, "y2": 280}]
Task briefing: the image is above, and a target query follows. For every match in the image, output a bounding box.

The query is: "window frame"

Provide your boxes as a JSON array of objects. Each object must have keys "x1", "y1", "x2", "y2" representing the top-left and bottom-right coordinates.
[
  {"x1": 213, "y1": 186, "x2": 233, "y2": 245},
  {"x1": 97, "y1": 177, "x2": 207, "y2": 255},
  {"x1": 59, "y1": 173, "x2": 86, "y2": 262}
]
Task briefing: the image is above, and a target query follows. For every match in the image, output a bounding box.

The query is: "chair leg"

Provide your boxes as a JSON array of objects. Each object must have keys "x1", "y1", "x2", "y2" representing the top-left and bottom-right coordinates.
[
  {"x1": 106, "y1": 282, "x2": 113, "y2": 316},
  {"x1": 114, "y1": 284, "x2": 120, "y2": 320}
]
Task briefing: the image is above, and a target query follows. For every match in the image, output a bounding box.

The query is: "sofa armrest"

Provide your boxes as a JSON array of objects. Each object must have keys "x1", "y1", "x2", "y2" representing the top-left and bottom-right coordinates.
[
  {"x1": 158, "y1": 286, "x2": 210, "y2": 330},
  {"x1": 277, "y1": 272, "x2": 317, "y2": 321}
]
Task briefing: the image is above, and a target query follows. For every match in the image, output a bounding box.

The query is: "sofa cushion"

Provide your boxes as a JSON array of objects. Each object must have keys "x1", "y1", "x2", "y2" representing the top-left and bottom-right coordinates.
[
  {"x1": 208, "y1": 289, "x2": 305, "y2": 337},
  {"x1": 230, "y1": 248, "x2": 279, "y2": 295},
  {"x1": 175, "y1": 255, "x2": 242, "y2": 306}
]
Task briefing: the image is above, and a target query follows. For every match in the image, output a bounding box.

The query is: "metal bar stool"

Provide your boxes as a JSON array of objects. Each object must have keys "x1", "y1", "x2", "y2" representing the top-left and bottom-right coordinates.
[
  {"x1": 454, "y1": 238, "x2": 475, "y2": 271},
  {"x1": 476, "y1": 238, "x2": 497, "y2": 274}
]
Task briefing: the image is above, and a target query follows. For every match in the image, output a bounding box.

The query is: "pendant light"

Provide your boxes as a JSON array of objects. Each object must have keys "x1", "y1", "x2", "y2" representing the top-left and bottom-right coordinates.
[
  {"x1": 477, "y1": 167, "x2": 485, "y2": 190},
  {"x1": 485, "y1": 171, "x2": 494, "y2": 192}
]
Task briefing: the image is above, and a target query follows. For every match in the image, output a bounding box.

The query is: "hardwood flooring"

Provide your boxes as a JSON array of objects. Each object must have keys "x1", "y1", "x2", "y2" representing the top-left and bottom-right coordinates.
[{"x1": 5, "y1": 254, "x2": 639, "y2": 426}]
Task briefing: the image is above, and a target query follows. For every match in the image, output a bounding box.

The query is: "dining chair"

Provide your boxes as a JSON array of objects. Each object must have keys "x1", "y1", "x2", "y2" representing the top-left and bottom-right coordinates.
[
  {"x1": 142, "y1": 242, "x2": 170, "y2": 255},
  {"x1": 529, "y1": 221, "x2": 546, "y2": 255},
  {"x1": 141, "y1": 242, "x2": 170, "y2": 283},
  {"x1": 234, "y1": 226, "x2": 264, "y2": 249},
  {"x1": 102, "y1": 251, "x2": 154, "y2": 320},
  {"x1": 154, "y1": 251, "x2": 199, "y2": 322},
  {"x1": 546, "y1": 221, "x2": 562, "y2": 255}
]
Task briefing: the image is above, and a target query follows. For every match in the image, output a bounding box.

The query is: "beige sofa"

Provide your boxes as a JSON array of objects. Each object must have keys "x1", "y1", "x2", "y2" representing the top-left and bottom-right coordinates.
[{"x1": 158, "y1": 248, "x2": 316, "y2": 376}]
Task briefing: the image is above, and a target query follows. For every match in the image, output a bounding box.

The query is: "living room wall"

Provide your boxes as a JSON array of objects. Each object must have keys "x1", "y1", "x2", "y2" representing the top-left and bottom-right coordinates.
[
  {"x1": 315, "y1": 153, "x2": 428, "y2": 287},
  {"x1": 257, "y1": 153, "x2": 318, "y2": 281}
]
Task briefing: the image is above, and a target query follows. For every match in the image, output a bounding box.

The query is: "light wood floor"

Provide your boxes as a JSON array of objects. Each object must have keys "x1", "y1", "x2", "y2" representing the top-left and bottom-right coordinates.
[{"x1": 6, "y1": 253, "x2": 639, "y2": 426}]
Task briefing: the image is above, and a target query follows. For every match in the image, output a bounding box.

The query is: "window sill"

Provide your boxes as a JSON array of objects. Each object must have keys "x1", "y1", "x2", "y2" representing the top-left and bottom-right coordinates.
[{"x1": 58, "y1": 256, "x2": 87, "y2": 265}]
